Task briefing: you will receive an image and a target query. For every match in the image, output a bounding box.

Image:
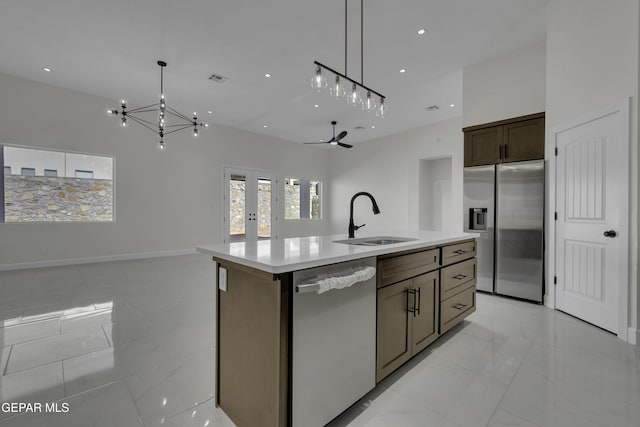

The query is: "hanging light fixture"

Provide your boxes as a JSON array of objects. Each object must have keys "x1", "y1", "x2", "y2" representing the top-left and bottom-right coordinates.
[
  {"x1": 310, "y1": 0, "x2": 387, "y2": 117},
  {"x1": 107, "y1": 60, "x2": 208, "y2": 151}
]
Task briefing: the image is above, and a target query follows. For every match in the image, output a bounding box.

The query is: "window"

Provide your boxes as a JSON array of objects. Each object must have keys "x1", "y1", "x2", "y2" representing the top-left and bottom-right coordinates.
[
  {"x1": 75, "y1": 170, "x2": 94, "y2": 179},
  {"x1": 285, "y1": 177, "x2": 321, "y2": 219},
  {"x1": 1, "y1": 145, "x2": 114, "y2": 223}
]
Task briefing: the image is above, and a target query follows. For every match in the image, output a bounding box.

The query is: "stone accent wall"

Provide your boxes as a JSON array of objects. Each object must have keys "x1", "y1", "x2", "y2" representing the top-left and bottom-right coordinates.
[
  {"x1": 4, "y1": 175, "x2": 113, "y2": 222},
  {"x1": 229, "y1": 181, "x2": 272, "y2": 238}
]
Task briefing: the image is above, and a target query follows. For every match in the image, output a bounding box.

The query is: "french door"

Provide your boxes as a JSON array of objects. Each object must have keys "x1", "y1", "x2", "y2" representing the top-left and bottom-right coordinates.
[{"x1": 223, "y1": 167, "x2": 279, "y2": 243}]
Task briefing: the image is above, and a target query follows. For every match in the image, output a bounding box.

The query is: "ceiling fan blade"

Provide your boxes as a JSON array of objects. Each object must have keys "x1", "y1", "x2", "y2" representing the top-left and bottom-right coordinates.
[
  {"x1": 335, "y1": 130, "x2": 348, "y2": 141},
  {"x1": 337, "y1": 142, "x2": 353, "y2": 148}
]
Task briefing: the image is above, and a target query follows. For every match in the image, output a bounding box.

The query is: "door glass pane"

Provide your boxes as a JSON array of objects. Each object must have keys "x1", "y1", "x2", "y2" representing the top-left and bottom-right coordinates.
[
  {"x1": 229, "y1": 173, "x2": 246, "y2": 242},
  {"x1": 257, "y1": 178, "x2": 271, "y2": 239}
]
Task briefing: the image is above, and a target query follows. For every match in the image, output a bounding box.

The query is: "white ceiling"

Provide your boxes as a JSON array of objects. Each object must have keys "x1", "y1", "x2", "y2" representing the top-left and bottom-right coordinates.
[{"x1": 0, "y1": 0, "x2": 551, "y2": 145}]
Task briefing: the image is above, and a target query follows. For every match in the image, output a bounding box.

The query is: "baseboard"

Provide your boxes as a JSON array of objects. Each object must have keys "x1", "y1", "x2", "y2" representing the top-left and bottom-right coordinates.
[
  {"x1": 628, "y1": 327, "x2": 640, "y2": 346},
  {"x1": 0, "y1": 248, "x2": 200, "y2": 271}
]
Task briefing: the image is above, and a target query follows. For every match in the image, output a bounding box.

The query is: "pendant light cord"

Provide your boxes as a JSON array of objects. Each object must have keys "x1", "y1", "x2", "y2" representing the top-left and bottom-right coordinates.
[
  {"x1": 361, "y1": 0, "x2": 364, "y2": 84},
  {"x1": 345, "y1": 0, "x2": 348, "y2": 76}
]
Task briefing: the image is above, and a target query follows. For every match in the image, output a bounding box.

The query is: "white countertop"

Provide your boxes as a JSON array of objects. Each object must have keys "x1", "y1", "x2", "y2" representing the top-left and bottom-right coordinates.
[{"x1": 196, "y1": 230, "x2": 477, "y2": 274}]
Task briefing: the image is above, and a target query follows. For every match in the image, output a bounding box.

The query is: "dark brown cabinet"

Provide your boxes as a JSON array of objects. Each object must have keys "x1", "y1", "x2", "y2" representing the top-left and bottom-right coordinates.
[
  {"x1": 376, "y1": 270, "x2": 439, "y2": 382},
  {"x1": 464, "y1": 113, "x2": 545, "y2": 166}
]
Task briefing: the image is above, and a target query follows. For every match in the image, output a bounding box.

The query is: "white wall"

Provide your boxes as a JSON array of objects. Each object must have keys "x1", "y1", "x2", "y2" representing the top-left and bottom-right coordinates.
[
  {"x1": 545, "y1": 0, "x2": 640, "y2": 334},
  {"x1": 463, "y1": 41, "x2": 546, "y2": 127},
  {"x1": 0, "y1": 72, "x2": 329, "y2": 267},
  {"x1": 4, "y1": 146, "x2": 113, "y2": 179},
  {"x1": 329, "y1": 117, "x2": 463, "y2": 236},
  {"x1": 419, "y1": 158, "x2": 453, "y2": 231}
]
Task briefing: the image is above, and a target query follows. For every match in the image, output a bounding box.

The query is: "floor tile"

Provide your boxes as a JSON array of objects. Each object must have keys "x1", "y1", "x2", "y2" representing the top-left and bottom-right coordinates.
[
  {"x1": 62, "y1": 348, "x2": 116, "y2": 397},
  {"x1": 390, "y1": 361, "x2": 508, "y2": 427},
  {"x1": 0, "y1": 362, "x2": 64, "y2": 421},
  {"x1": 126, "y1": 349, "x2": 215, "y2": 427},
  {"x1": 0, "y1": 381, "x2": 143, "y2": 427},
  {"x1": 162, "y1": 401, "x2": 235, "y2": 427},
  {"x1": 0, "y1": 346, "x2": 10, "y2": 375},
  {"x1": 328, "y1": 389, "x2": 462, "y2": 427},
  {"x1": 487, "y1": 409, "x2": 540, "y2": 427},
  {"x1": 5, "y1": 328, "x2": 108, "y2": 374},
  {"x1": 0, "y1": 318, "x2": 60, "y2": 346}
]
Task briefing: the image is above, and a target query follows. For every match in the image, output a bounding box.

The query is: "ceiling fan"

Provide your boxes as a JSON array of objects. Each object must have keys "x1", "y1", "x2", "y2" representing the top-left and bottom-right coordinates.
[{"x1": 304, "y1": 121, "x2": 352, "y2": 148}]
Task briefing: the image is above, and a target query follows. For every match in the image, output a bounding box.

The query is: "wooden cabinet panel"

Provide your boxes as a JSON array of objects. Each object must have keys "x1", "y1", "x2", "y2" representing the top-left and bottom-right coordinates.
[
  {"x1": 503, "y1": 118, "x2": 545, "y2": 162},
  {"x1": 441, "y1": 258, "x2": 477, "y2": 301},
  {"x1": 464, "y1": 127, "x2": 502, "y2": 166},
  {"x1": 377, "y1": 248, "x2": 439, "y2": 288},
  {"x1": 411, "y1": 271, "x2": 439, "y2": 355},
  {"x1": 441, "y1": 240, "x2": 476, "y2": 266},
  {"x1": 463, "y1": 113, "x2": 545, "y2": 166},
  {"x1": 441, "y1": 286, "x2": 476, "y2": 333},
  {"x1": 376, "y1": 279, "x2": 413, "y2": 382}
]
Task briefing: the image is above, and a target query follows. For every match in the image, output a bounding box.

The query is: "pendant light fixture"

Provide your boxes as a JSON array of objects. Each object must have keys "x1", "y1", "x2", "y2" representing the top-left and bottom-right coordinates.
[
  {"x1": 310, "y1": 0, "x2": 386, "y2": 117},
  {"x1": 107, "y1": 60, "x2": 208, "y2": 151}
]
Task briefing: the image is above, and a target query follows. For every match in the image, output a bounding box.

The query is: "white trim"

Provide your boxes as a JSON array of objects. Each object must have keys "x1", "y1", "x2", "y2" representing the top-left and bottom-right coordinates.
[
  {"x1": 0, "y1": 248, "x2": 199, "y2": 272},
  {"x1": 628, "y1": 327, "x2": 640, "y2": 346},
  {"x1": 547, "y1": 98, "x2": 631, "y2": 342}
]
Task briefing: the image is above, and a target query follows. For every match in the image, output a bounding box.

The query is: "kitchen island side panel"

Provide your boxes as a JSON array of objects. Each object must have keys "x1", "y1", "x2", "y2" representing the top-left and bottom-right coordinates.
[{"x1": 216, "y1": 259, "x2": 289, "y2": 427}]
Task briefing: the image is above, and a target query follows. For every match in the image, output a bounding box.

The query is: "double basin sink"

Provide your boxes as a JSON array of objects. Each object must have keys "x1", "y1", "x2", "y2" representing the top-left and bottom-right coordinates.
[{"x1": 333, "y1": 236, "x2": 417, "y2": 246}]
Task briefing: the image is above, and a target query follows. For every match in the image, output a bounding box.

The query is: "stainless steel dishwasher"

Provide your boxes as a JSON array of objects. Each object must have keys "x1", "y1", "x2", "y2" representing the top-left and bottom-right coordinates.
[{"x1": 292, "y1": 257, "x2": 377, "y2": 426}]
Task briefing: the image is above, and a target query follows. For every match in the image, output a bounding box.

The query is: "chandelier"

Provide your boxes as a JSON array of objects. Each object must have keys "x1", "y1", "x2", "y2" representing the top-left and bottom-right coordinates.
[
  {"x1": 311, "y1": 0, "x2": 386, "y2": 117},
  {"x1": 108, "y1": 60, "x2": 207, "y2": 151}
]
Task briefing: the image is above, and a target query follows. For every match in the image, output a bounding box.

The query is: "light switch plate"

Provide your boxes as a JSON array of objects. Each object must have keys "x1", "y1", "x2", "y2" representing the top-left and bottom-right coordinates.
[{"x1": 219, "y1": 267, "x2": 227, "y2": 292}]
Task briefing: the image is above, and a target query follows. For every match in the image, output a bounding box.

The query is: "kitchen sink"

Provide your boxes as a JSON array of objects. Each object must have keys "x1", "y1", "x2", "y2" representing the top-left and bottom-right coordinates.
[{"x1": 333, "y1": 236, "x2": 418, "y2": 246}]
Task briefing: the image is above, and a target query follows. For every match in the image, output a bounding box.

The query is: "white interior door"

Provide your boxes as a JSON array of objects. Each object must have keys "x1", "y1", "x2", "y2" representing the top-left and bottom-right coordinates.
[
  {"x1": 555, "y1": 106, "x2": 629, "y2": 334},
  {"x1": 223, "y1": 167, "x2": 279, "y2": 243}
]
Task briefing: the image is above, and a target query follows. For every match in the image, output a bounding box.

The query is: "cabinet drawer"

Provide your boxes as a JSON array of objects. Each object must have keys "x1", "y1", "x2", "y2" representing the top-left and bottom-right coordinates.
[
  {"x1": 441, "y1": 258, "x2": 477, "y2": 301},
  {"x1": 441, "y1": 286, "x2": 476, "y2": 333},
  {"x1": 441, "y1": 240, "x2": 476, "y2": 266},
  {"x1": 377, "y1": 249, "x2": 439, "y2": 288}
]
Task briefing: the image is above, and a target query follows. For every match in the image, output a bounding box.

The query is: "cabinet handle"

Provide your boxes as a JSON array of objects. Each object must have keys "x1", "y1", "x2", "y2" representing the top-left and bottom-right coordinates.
[
  {"x1": 453, "y1": 303, "x2": 467, "y2": 310},
  {"x1": 416, "y1": 287, "x2": 421, "y2": 316},
  {"x1": 505, "y1": 143, "x2": 509, "y2": 159},
  {"x1": 499, "y1": 145, "x2": 503, "y2": 159},
  {"x1": 406, "y1": 289, "x2": 418, "y2": 317},
  {"x1": 453, "y1": 249, "x2": 469, "y2": 255},
  {"x1": 453, "y1": 274, "x2": 467, "y2": 280}
]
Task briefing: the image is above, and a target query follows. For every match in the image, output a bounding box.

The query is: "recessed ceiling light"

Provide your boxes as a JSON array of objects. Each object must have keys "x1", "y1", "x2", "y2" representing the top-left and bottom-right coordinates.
[
  {"x1": 43, "y1": 67, "x2": 51, "y2": 72},
  {"x1": 449, "y1": 104, "x2": 455, "y2": 108},
  {"x1": 319, "y1": 139, "x2": 324, "y2": 142},
  {"x1": 371, "y1": 125, "x2": 376, "y2": 129},
  {"x1": 399, "y1": 68, "x2": 406, "y2": 73},
  {"x1": 264, "y1": 73, "x2": 271, "y2": 78},
  {"x1": 263, "y1": 125, "x2": 268, "y2": 128},
  {"x1": 314, "y1": 104, "x2": 319, "y2": 108},
  {"x1": 207, "y1": 110, "x2": 213, "y2": 114},
  {"x1": 417, "y1": 28, "x2": 426, "y2": 35}
]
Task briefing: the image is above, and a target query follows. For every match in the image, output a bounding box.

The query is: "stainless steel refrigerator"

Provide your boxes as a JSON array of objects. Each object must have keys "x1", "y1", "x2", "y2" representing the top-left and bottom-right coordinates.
[{"x1": 463, "y1": 160, "x2": 544, "y2": 303}]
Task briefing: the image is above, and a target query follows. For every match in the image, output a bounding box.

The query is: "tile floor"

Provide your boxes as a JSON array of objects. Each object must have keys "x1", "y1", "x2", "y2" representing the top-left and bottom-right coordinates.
[{"x1": 0, "y1": 255, "x2": 638, "y2": 427}]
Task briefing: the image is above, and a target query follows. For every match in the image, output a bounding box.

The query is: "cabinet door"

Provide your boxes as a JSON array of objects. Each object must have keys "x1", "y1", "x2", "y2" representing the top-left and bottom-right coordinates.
[
  {"x1": 410, "y1": 271, "x2": 439, "y2": 355},
  {"x1": 376, "y1": 280, "x2": 412, "y2": 382},
  {"x1": 464, "y1": 126, "x2": 502, "y2": 166},
  {"x1": 503, "y1": 118, "x2": 544, "y2": 162}
]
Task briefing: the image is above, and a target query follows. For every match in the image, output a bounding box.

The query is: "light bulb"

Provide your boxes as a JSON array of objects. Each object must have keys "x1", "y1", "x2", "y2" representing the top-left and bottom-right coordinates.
[
  {"x1": 157, "y1": 140, "x2": 166, "y2": 151},
  {"x1": 121, "y1": 117, "x2": 127, "y2": 127},
  {"x1": 347, "y1": 83, "x2": 361, "y2": 106},
  {"x1": 193, "y1": 128, "x2": 199, "y2": 137},
  {"x1": 121, "y1": 99, "x2": 127, "y2": 108},
  {"x1": 362, "y1": 91, "x2": 377, "y2": 111},
  {"x1": 376, "y1": 97, "x2": 387, "y2": 118},
  {"x1": 107, "y1": 109, "x2": 114, "y2": 115},
  {"x1": 330, "y1": 141, "x2": 338, "y2": 146},
  {"x1": 310, "y1": 65, "x2": 326, "y2": 91},
  {"x1": 204, "y1": 123, "x2": 209, "y2": 128},
  {"x1": 330, "y1": 75, "x2": 345, "y2": 98}
]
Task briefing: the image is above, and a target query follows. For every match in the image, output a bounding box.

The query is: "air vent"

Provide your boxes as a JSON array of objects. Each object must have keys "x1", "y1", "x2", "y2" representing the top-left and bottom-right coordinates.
[
  {"x1": 208, "y1": 73, "x2": 229, "y2": 83},
  {"x1": 354, "y1": 126, "x2": 367, "y2": 130},
  {"x1": 425, "y1": 105, "x2": 440, "y2": 111}
]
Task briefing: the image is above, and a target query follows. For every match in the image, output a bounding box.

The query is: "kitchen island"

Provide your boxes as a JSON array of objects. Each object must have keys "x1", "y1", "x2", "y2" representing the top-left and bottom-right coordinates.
[{"x1": 197, "y1": 231, "x2": 477, "y2": 427}]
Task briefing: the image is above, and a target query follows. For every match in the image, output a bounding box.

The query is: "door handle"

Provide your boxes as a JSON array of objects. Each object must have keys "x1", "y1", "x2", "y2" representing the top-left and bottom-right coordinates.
[
  {"x1": 416, "y1": 287, "x2": 421, "y2": 316},
  {"x1": 603, "y1": 230, "x2": 617, "y2": 238},
  {"x1": 406, "y1": 289, "x2": 418, "y2": 317}
]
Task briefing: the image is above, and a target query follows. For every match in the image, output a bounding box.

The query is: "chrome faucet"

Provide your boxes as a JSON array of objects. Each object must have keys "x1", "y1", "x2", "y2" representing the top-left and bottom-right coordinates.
[{"x1": 348, "y1": 192, "x2": 381, "y2": 238}]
